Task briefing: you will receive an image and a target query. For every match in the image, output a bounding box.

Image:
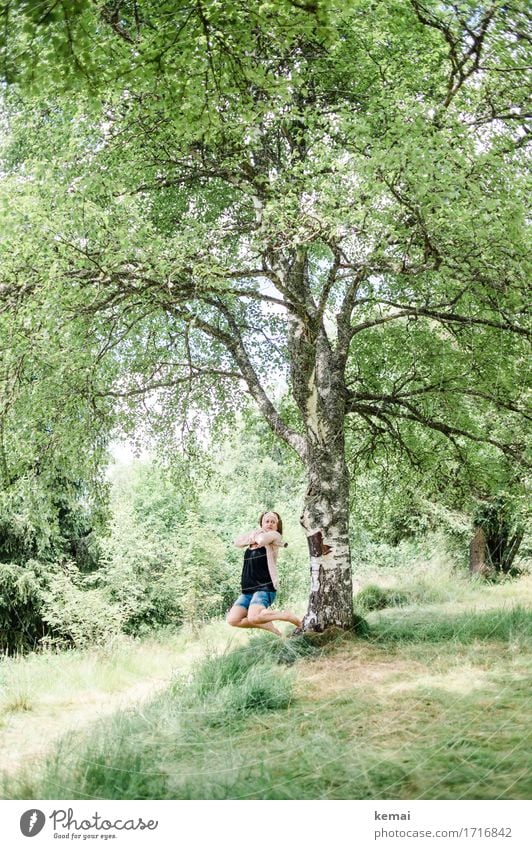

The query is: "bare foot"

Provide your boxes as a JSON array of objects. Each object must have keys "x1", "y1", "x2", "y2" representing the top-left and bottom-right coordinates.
[
  {"x1": 262, "y1": 622, "x2": 283, "y2": 637},
  {"x1": 275, "y1": 610, "x2": 302, "y2": 628}
]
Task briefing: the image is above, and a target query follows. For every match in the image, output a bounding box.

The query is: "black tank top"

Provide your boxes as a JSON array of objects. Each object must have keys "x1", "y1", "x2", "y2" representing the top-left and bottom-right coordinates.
[{"x1": 241, "y1": 546, "x2": 275, "y2": 593}]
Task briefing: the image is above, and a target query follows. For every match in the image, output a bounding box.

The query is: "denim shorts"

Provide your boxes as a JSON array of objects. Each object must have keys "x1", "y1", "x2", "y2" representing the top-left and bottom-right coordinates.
[{"x1": 234, "y1": 590, "x2": 277, "y2": 610}]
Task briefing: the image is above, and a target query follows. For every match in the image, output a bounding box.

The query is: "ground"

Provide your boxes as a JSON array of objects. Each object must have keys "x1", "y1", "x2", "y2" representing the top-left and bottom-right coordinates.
[{"x1": 1, "y1": 571, "x2": 530, "y2": 799}]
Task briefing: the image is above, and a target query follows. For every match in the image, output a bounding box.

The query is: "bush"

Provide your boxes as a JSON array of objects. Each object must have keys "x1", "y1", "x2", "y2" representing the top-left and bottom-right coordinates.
[
  {"x1": 0, "y1": 560, "x2": 50, "y2": 653},
  {"x1": 101, "y1": 466, "x2": 237, "y2": 634},
  {"x1": 41, "y1": 563, "x2": 126, "y2": 648},
  {"x1": 354, "y1": 584, "x2": 409, "y2": 612}
]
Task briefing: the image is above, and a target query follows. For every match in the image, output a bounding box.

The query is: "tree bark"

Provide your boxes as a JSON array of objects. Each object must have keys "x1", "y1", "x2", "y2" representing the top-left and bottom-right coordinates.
[
  {"x1": 280, "y1": 251, "x2": 355, "y2": 632},
  {"x1": 470, "y1": 502, "x2": 524, "y2": 577},
  {"x1": 470, "y1": 524, "x2": 489, "y2": 576},
  {"x1": 299, "y1": 442, "x2": 354, "y2": 631}
]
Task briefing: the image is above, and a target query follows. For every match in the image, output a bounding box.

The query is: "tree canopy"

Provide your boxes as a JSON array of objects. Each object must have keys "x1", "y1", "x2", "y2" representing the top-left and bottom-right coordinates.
[{"x1": 0, "y1": 0, "x2": 530, "y2": 630}]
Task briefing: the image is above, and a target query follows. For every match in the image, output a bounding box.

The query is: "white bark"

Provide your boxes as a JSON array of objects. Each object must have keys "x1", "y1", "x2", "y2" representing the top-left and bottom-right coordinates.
[{"x1": 299, "y1": 448, "x2": 354, "y2": 631}]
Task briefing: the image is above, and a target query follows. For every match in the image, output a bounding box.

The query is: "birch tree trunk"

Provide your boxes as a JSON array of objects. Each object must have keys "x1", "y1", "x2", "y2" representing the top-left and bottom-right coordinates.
[
  {"x1": 299, "y1": 440, "x2": 354, "y2": 631},
  {"x1": 286, "y1": 265, "x2": 355, "y2": 631}
]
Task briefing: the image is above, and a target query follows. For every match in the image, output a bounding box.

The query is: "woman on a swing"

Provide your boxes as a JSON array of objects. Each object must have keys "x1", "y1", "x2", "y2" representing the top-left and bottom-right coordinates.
[{"x1": 227, "y1": 510, "x2": 302, "y2": 636}]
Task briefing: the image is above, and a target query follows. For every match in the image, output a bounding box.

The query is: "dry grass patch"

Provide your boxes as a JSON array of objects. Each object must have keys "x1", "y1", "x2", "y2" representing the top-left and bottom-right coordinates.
[
  {"x1": 387, "y1": 665, "x2": 493, "y2": 695},
  {"x1": 294, "y1": 644, "x2": 428, "y2": 701}
]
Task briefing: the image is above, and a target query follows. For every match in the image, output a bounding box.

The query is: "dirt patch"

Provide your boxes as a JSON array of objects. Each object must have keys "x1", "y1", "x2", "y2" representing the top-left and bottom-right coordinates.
[{"x1": 294, "y1": 644, "x2": 502, "y2": 706}]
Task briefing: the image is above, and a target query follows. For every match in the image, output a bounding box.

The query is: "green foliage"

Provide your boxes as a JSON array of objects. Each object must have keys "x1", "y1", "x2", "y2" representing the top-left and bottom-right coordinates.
[
  {"x1": 40, "y1": 563, "x2": 126, "y2": 649},
  {"x1": 175, "y1": 517, "x2": 236, "y2": 623},
  {"x1": 193, "y1": 413, "x2": 308, "y2": 605},
  {"x1": 0, "y1": 0, "x2": 529, "y2": 639},
  {"x1": 354, "y1": 584, "x2": 409, "y2": 612},
  {"x1": 0, "y1": 557, "x2": 123, "y2": 652},
  {"x1": 0, "y1": 476, "x2": 104, "y2": 570},
  {"x1": 0, "y1": 560, "x2": 49, "y2": 652},
  {"x1": 1, "y1": 0, "x2": 527, "y2": 467},
  {"x1": 101, "y1": 459, "x2": 236, "y2": 633},
  {"x1": 474, "y1": 495, "x2": 526, "y2": 575},
  {"x1": 0, "y1": 265, "x2": 112, "y2": 650}
]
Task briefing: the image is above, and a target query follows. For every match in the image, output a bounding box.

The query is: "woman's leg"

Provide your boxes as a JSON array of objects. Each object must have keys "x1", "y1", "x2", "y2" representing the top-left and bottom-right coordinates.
[
  {"x1": 226, "y1": 604, "x2": 282, "y2": 636},
  {"x1": 248, "y1": 604, "x2": 301, "y2": 629}
]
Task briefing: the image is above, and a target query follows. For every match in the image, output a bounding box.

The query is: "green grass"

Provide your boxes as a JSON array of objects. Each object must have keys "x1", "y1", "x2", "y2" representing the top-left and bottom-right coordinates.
[
  {"x1": 0, "y1": 631, "x2": 186, "y2": 713},
  {"x1": 355, "y1": 583, "x2": 410, "y2": 611},
  {"x1": 1, "y1": 573, "x2": 531, "y2": 800},
  {"x1": 369, "y1": 605, "x2": 532, "y2": 644}
]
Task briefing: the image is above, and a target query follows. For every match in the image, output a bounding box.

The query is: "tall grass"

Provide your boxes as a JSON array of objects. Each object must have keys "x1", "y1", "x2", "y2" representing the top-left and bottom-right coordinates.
[
  {"x1": 369, "y1": 606, "x2": 532, "y2": 645},
  {"x1": 3, "y1": 635, "x2": 298, "y2": 799},
  {"x1": 2, "y1": 572, "x2": 531, "y2": 800},
  {"x1": 0, "y1": 632, "x2": 186, "y2": 710}
]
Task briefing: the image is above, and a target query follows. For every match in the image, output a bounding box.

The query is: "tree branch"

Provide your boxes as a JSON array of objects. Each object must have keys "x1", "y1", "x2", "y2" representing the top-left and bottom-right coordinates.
[
  {"x1": 346, "y1": 396, "x2": 526, "y2": 463},
  {"x1": 211, "y1": 299, "x2": 307, "y2": 459},
  {"x1": 163, "y1": 300, "x2": 306, "y2": 459},
  {"x1": 351, "y1": 300, "x2": 530, "y2": 339}
]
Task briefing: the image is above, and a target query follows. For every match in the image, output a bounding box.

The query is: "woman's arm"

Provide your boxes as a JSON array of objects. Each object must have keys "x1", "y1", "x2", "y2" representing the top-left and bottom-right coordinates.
[
  {"x1": 234, "y1": 529, "x2": 284, "y2": 548},
  {"x1": 254, "y1": 530, "x2": 283, "y2": 547},
  {"x1": 233, "y1": 529, "x2": 259, "y2": 548}
]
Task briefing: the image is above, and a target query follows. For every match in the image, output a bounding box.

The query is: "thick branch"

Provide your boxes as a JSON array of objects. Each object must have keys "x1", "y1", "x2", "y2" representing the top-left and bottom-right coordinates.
[
  {"x1": 170, "y1": 301, "x2": 307, "y2": 459},
  {"x1": 350, "y1": 301, "x2": 530, "y2": 339},
  {"x1": 346, "y1": 396, "x2": 526, "y2": 463},
  {"x1": 99, "y1": 3, "x2": 136, "y2": 43},
  {"x1": 93, "y1": 366, "x2": 241, "y2": 399},
  {"x1": 410, "y1": 1, "x2": 497, "y2": 115},
  {"x1": 350, "y1": 388, "x2": 531, "y2": 421}
]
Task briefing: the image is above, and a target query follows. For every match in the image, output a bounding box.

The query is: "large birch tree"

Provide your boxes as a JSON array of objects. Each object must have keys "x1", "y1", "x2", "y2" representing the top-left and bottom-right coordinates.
[{"x1": 1, "y1": 1, "x2": 530, "y2": 630}]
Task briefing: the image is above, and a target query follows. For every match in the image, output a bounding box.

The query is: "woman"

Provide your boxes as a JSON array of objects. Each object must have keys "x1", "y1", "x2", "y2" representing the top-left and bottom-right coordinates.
[{"x1": 227, "y1": 510, "x2": 302, "y2": 636}]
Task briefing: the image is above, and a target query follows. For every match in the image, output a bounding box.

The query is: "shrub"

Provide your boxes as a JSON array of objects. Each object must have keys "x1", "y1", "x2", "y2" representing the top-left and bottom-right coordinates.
[
  {"x1": 354, "y1": 584, "x2": 409, "y2": 612},
  {"x1": 0, "y1": 560, "x2": 50, "y2": 653},
  {"x1": 41, "y1": 563, "x2": 126, "y2": 648}
]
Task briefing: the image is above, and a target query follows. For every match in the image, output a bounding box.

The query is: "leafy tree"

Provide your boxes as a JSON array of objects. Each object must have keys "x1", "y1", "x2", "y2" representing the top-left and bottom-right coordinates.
[
  {"x1": 103, "y1": 458, "x2": 235, "y2": 631},
  {"x1": 0, "y1": 559, "x2": 50, "y2": 652},
  {"x1": 0, "y1": 1, "x2": 529, "y2": 630},
  {"x1": 347, "y1": 402, "x2": 529, "y2": 561},
  {"x1": 0, "y1": 239, "x2": 113, "y2": 649},
  {"x1": 470, "y1": 495, "x2": 526, "y2": 577},
  {"x1": 0, "y1": 254, "x2": 112, "y2": 567}
]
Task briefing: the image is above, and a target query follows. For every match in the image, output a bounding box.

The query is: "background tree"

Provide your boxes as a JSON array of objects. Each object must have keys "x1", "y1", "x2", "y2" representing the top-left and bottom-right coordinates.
[
  {"x1": 0, "y1": 285, "x2": 112, "y2": 650},
  {"x1": 0, "y1": 1, "x2": 529, "y2": 631}
]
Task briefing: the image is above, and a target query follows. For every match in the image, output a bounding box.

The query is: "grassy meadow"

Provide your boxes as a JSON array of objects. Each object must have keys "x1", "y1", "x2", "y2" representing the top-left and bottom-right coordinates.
[{"x1": 1, "y1": 561, "x2": 531, "y2": 800}]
